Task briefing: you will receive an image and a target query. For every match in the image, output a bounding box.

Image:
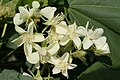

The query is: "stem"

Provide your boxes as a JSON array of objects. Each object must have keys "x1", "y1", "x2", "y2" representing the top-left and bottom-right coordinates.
[
  {"x1": 48, "y1": 66, "x2": 50, "y2": 80},
  {"x1": 1, "y1": 24, "x2": 7, "y2": 38},
  {"x1": 64, "y1": 7, "x2": 71, "y2": 24},
  {"x1": 40, "y1": 64, "x2": 46, "y2": 75},
  {"x1": 42, "y1": 25, "x2": 49, "y2": 33}
]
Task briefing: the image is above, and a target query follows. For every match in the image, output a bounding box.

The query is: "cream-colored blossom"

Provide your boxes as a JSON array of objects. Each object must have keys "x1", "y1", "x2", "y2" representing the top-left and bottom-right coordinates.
[
  {"x1": 12, "y1": 22, "x2": 45, "y2": 56},
  {"x1": 79, "y1": 21, "x2": 104, "y2": 49},
  {"x1": 48, "y1": 52, "x2": 77, "y2": 78},
  {"x1": 13, "y1": 1, "x2": 40, "y2": 25},
  {"x1": 40, "y1": 7, "x2": 64, "y2": 25}
]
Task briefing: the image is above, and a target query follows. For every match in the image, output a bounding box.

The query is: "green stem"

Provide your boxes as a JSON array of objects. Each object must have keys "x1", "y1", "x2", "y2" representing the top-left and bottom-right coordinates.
[
  {"x1": 1, "y1": 24, "x2": 7, "y2": 38},
  {"x1": 42, "y1": 25, "x2": 49, "y2": 33},
  {"x1": 64, "y1": 7, "x2": 71, "y2": 24}
]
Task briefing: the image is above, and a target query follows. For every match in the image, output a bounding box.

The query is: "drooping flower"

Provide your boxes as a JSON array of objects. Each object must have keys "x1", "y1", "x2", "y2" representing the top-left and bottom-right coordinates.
[
  {"x1": 94, "y1": 36, "x2": 110, "y2": 55},
  {"x1": 40, "y1": 7, "x2": 64, "y2": 26},
  {"x1": 79, "y1": 21, "x2": 104, "y2": 50},
  {"x1": 13, "y1": 1, "x2": 40, "y2": 25},
  {"x1": 12, "y1": 21, "x2": 45, "y2": 56},
  {"x1": 48, "y1": 52, "x2": 77, "y2": 78}
]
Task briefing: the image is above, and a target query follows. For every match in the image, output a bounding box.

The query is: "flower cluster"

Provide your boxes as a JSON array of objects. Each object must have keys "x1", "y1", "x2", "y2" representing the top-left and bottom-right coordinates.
[{"x1": 11, "y1": 1, "x2": 110, "y2": 79}]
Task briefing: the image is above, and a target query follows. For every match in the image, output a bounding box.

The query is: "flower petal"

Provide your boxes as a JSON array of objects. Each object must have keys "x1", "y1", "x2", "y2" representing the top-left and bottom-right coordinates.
[
  {"x1": 72, "y1": 36, "x2": 81, "y2": 50},
  {"x1": 68, "y1": 22, "x2": 77, "y2": 31},
  {"x1": 52, "y1": 67, "x2": 61, "y2": 74},
  {"x1": 83, "y1": 37, "x2": 93, "y2": 50},
  {"x1": 62, "y1": 69, "x2": 68, "y2": 78},
  {"x1": 13, "y1": 13, "x2": 24, "y2": 25},
  {"x1": 60, "y1": 52, "x2": 69, "y2": 62},
  {"x1": 12, "y1": 36, "x2": 24, "y2": 47},
  {"x1": 32, "y1": 1, "x2": 40, "y2": 8},
  {"x1": 15, "y1": 26, "x2": 26, "y2": 34},
  {"x1": 33, "y1": 43, "x2": 46, "y2": 55},
  {"x1": 76, "y1": 26, "x2": 86, "y2": 37},
  {"x1": 68, "y1": 64, "x2": 77, "y2": 69},
  {"x1": 19, "y1": 6, "x2": 30, "y2": 19},
  {"x1": 60, "y1": 36, "x2": 70, "y2": 46},
  {"x1": 93, "y1": 28, "x2": 104, "y2": 39},
  {"x1": 40, "y1": 7, "x2": 56, "y2": 20},
  {"x1": 28, "y1": 21, "x2": 34, "y2": 35},
  {"x1": 24, "y1": 43, "x2": 32, "y2": 56},
  {"x1": 47, "y1": 43, "x2": 60, "y2": 55},
  {"x1": 26, "y1": 52, "x2": 39, "y2": 64},
  {"x1": 55, "y1": 21, "x2": 68, "y2": 34},
  {"x1": 94, "y1": 36, "x2": 106, "y2": 50},
  {"x1": 33, "y1": 33, "x2": 45, "y2": 42},
  {"x1": 102, "y1": 43, "x2": 110, "y2": 54},
  {"x1": 85, "y1": 21, "x2": 89, "y2": 30}
]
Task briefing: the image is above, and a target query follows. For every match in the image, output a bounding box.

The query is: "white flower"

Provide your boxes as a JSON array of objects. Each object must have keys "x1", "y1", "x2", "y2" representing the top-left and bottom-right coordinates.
[
  {"x1": 40, "y1": 7, "x2": 64, "y2": 25},
  {"x1": 80, "y1": 21, "x2": 104, "y2": 50},
  {"x1": 13, "y1": 1, "x2": 40, "y2": 25},
  {"x1": 61, "y1": 22, "x2": 82, "y2": 49},
  {"x1": 94, "y1": 36, "x2": 110, "y2": 55},
  {"x1": 47, "y1": 28, "x2": 66, "y2": 55},
  {"x1": 33, "y1": 43, "x2": 51, "y2": 64},
  {"x1": 48, "y1": 52, "x2": 77, "y2": 78},
  {"x1": 12, "y1": 22, "x2": 45, "y2": 56}
]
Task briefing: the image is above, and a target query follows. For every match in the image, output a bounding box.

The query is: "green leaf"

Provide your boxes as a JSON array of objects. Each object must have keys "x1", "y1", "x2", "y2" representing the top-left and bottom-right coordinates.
[
  {"x1": 77, "y1": 62, "x2": 120, "y2": 80},
  {"x1": 66, "y1": 0, "x2": 120, "y2": 69},
  {"x1": 6, "y1": 33, "x2": 20, "y2": 49},
  {"x1": 0, "y1": 69, "x2": 34, "y2": 80},
  {"x1": 0, "y1": 0, "x2": 19, "y2": 18}
]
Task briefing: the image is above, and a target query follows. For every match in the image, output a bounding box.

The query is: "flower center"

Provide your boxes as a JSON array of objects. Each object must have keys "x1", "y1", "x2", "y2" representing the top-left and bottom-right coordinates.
[
  {"x1": 22, "y1": 33, "x2": 33, "y2": 43},
  {"x1": 58, "y1": 61, "x2": 68, "y2": 70}
]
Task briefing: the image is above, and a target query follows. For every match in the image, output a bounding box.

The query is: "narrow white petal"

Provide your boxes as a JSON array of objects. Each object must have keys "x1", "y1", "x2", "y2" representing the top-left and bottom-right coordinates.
[
  {"x1": 68, "y1": 64, "x2": 77, "y2": 69},
  {"x1": 28, "y1": 21, "x2": 34, "y2": 35},
  {"x1": 32, "y1": 1, "x2": 40, "y2": 8},
  {"x1": 12, "y1": 36, "x2": 24, "y2": 47},
  {"x1": 55, "y1": 21, "x2": 68, "y2": 34},
  {"x1": 40, "y1": 7, "x2": 57, "y2": 20},
  {"x1": 83, "y1": 37, "x2": 93, "y2": 49},
  {"x1": 15, "y1": 26, "x2": 26, "y2": 34},
  {"x1": 85, "y1": 21, "x2": 89, "y2": 30},
  {"x1": 33, "y1": 33, "x2": 45, "y2": 42},
  {"x1": 94, "y1": 36, "x2": 106, "y2": 50},
  {"x1": 60, "y1": 36, "x2": 70, "y2": 46},
  {"x1": 52, "y1": 67, "x2": 61, "y2": 74},
  {"x1": 72, "y1": 36, "x2": 81, "y2": 49},
  {"x1": 26, "y1": 52, "x2": 39, "y2": 64},
  {"x1": 24, "y1": 43, "x2": 32, "y2": 56},
  {"x1": 13, "y1": 13, "x2": 24, "y2": 25},
  {"x1": 93, "y1": 28, "x2": 104, "y2": 38},
  {"x1": 62, "y1": 69, "x2": 68, "y2": 78},
  {"x1": 47, "y1": 43, "x2": 60, "y2": 55}
]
